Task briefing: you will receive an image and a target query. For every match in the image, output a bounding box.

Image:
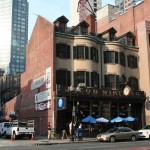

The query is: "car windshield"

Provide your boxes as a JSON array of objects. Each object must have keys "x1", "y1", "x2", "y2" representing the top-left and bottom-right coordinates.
[{"x1": 107, "y1": 127, "x2": 119, "y2": 133}]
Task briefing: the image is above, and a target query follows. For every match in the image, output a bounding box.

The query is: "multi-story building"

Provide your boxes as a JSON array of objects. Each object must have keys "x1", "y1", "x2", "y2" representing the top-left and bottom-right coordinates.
[
  {"x1": 97, "y1": 0, "x2": 150, "y2": 125},
  {"x1": 115, "y1": 0, "x2": 144, "y2": 12},
  {"x1": 0, "y1": 0, "x2": 29, "y2": 74},
  {"x1": 4, "y1": 15, "x2": 145, "y2": 135},
  {"x1": 70, "y1": 0, "x2": 102, "y2": 26}
]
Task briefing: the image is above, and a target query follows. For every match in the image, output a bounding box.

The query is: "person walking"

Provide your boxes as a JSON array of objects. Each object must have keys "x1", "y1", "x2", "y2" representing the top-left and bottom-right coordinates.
[{"x1": 48, "y1": 122, "x2": 52, "y2": 140}]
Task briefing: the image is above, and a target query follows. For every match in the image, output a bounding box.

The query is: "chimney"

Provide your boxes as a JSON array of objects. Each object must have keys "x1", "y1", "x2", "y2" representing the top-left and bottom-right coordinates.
[{"x1": 86, "y1": 14, "x2": 96, "y2": 35}]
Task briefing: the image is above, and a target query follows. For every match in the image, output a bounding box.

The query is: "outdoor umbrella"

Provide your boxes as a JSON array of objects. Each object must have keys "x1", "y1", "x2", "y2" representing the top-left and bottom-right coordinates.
[
  {"x1": 111, "y1": 116, "x2": 125, "y2": 123},
  {"x1": 96, "y1": 117, "x2": 109, "y2": 123},
  {"x1": 124, "y1": 116, "x2": 138, "y2": 122},
  {"x1": 82, "y1": 115, "x2": 96, "y2": 123}
]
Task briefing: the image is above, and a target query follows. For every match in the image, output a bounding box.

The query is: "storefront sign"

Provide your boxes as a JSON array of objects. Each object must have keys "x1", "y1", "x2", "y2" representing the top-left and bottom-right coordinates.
[
  {"x1": 35, "y1": 100, "x2": 51, "y2": 110},
  {"x1": 56, "y1": 97, "x2": 67, "y2": 110},
  {"x1": 46, "y1": 67, "x2": 51, "y2": 89},
  {"x1": 31, "y1": 76, "x2": 45, "y2": 90},
  {"x1": 82, "y1": 88, "x2": 145, "y2": 97},
  {"x1": 35, "y1": 89, "x2": 51, "y2": 104}
]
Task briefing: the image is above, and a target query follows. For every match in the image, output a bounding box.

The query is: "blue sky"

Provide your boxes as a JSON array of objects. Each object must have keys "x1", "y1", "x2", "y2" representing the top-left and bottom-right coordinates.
[{"x1": 28, "y1": 0, "x2": 115, "y2": 39}]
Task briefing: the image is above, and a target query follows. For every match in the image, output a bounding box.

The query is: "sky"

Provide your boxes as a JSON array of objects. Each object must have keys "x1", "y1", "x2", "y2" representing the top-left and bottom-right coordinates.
[{"x1": 28, "y1": 0, "x2": 115, "y2": 39}]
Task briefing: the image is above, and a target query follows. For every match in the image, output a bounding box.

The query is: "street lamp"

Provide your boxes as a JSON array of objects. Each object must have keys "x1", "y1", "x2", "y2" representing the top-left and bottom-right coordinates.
[{"x1": 69, "y1": 85, "x2": 81, "y2": 141}]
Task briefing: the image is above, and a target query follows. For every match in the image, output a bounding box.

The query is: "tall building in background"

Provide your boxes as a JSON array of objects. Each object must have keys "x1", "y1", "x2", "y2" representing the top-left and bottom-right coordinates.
[
  {"x1": 70, "y1": 0, "x2": 102, "y2": 26},
  {"x1": 115, "y1": 0, "x2": 144, "y2": 12},
  {"x1": 0, "y1": 0, "x2": 28, "y2": 74}
]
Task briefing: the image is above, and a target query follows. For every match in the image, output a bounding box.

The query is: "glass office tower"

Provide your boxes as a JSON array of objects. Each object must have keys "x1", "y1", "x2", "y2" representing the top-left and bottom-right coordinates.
[{"x1": 0, "y1": 0, "x2": 28, "y2": 74}]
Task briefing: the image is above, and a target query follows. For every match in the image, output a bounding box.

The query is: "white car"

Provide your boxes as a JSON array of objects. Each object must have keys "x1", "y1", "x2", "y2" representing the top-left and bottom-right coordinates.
[
  {"x1": 0, "y1": 122, "x2": 12, "y2": 137},
  {"x1": 138, "y1": 125, "x2": 150, "y2": 139}
]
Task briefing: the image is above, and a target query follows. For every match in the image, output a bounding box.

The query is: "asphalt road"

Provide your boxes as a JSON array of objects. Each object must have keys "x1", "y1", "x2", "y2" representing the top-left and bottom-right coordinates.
[{"x1": 0, "y1": 140, "x2": 150, "y2": 150}]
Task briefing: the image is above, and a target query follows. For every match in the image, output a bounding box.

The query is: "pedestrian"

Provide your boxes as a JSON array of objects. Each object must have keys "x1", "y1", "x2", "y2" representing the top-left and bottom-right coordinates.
[
  {"x1": 69, "y1": 121, "x2": 75, "y2": 135},
  {"x1": 48, "y1": 122, "x2": 51, "y2": 140}
]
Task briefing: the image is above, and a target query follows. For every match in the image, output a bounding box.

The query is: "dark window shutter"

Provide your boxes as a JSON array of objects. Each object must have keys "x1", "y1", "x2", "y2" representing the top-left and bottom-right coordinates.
[
  {"x1": 67, "y1": 45, "x2": 70, "y2": 59},
  {"x1": 91, "y1": 72, "x2": 94, "y2": 87},
  {"x1": 56, "y1": 70, "x2": 60, "y2": 85},
  {"x1": 115, "y1": 52, "x2": 118, "y2": 63},
  {"x1": 67, "y1": 71, "x2": 71, "y2": 86},
  {"x1": 85, "y1": 46, "x2": 89, "y2": 59},
  {"x1": 90, "y1": 47, "x2": 93, "y2": 60},
  {"x1": 73, "y1": 46, "x2": 77, "y2": 59},
  {"x1": 127, "y1": 56, "x2": 130, "y2": 67},
  {"x1": 97, "y1": 50, "x2": 99, "y2": 63},
  {"x1": 116, "y1": 75, "x2": 119, "y2": 89},
  {"x1": 56, "y1": 44, "x2": 60, "y2": 57},
  {"x1": 86, "y1": 72, "x2": 89, "y2": 87},
  {"x1": 74, "y1": 71, "x2": 78, "y2": 87},
  {"x1": 135, "y1": 57, "x2": 137, "y2": 68}
]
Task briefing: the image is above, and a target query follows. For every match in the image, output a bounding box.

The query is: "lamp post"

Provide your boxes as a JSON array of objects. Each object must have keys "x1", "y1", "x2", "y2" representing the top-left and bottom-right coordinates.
[{"x1": 69, "y1": 85, "x2": 81, "y2": 141}]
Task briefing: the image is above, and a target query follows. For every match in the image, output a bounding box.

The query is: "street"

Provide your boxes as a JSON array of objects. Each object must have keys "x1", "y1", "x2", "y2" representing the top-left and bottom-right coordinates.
[{"x1": 0, "y1": 139, "x2": 150, "y2": 150}]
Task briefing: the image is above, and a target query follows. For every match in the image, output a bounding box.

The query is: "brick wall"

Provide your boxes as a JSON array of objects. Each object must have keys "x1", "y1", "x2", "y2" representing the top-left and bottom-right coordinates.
[{"x1": 5, "y1": 16, "x2": 55, "y2": 135}]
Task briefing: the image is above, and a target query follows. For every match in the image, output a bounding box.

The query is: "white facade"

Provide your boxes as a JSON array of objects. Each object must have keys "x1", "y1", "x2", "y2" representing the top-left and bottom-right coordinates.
[{"x1": 70, "y1": 0, "x2": 102, "y2": 26}]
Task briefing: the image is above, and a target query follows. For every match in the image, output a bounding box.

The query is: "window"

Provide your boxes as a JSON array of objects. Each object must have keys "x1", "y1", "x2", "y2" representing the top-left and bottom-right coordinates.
[
  {"x1": 80, "y1": 26, "x2": 88, "y2": 35},
  {"x1": 56, "y1": 44, "x2": 70, "y2": 59},
  {"x1": 56, "y1": 70, "x2": 70, "y2": 86},
  {"x1": 120, "y1": 52, "x2": 126, "y2": 66},
  {"x1": 110, "y1": 33, "x2": 115, "y2": 41},
  {"x1": 74, "y1": 71, "x2": 89, "y2": 87},
  {"x1": 128, "y1": 77, "x2": 138, "y2": 90},
  {"x1": 127, "y1": 36, "x2": 133, "y2": 46},
  {"x1": 90, "y1": 47, "x2": 98, "y2": 62},
  {"x1": 104, "y1": 74, "x2": 119, "y2": 89},
  {"x1": 127, "y1": 55, "x2": 138, "y2": 68},
  {"x1": 59, "y1": 22, "x2": 66, "y2": 32},
  {"x1": 73, "y1": 46, "x2": 89, "y2": 60},
  {"x1": 91, "y1": 72, "x2": 99, "y2": 88},
  {"x1": 104, "y1": 51, "x2": 118, "y2": 64}
]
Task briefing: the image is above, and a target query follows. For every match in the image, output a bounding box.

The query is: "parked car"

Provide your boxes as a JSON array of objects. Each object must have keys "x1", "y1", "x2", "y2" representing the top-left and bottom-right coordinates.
[
  {"x1": 0, "y1": 122, "x2": 12, "y2": 137},
  {"x1": 97, "y1": 127, "x2": 140, "y2": 142},
  {"x1": 138, "y1": 125, "x2": 150, "y2": 139},
  {"x1": 6, "y1": 120, "x2": 35, "y2": 140}
]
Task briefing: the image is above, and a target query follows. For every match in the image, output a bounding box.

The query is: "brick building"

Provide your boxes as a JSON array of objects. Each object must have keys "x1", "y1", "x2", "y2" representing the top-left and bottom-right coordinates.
[
  {"x1": 96, "y1": 0, "x2": 150, "y2": 125},
  {"x1": 4, "y1": 14, "x2": 146, "y2": 136}
]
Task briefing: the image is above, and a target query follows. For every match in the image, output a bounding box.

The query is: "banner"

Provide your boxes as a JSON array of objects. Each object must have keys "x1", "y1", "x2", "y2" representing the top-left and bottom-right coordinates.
[
  {"x1": 31, "y1": 76, "x2": 45, "y2": 90},
  {"x1": 35, "y1": 101, "x2": 51, "y2": 110},
  {"x1": 35, "y1": 89, "x2": 51, "y2": 104}
]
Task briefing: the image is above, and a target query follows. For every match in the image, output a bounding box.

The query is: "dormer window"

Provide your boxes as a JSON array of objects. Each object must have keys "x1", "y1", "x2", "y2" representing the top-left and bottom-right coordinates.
[
  {"x1": 70, "y1": 20, "x2": 89, "y2": 35},
  {"x1": 81, "y1": 26, "x2": 88, "y2": 35},
  {"x1": 99, "y1": 27, "x2": 117, "y2": 41},
  {"x1": 60, "y1": 22, "x2": 66, "y2": 32},
  {"x1": 53, "y1": 16, "x2": 68, "y2": 33},
  {"x1": 117, "y1": 31, "x2": 135, "y2": 46}
]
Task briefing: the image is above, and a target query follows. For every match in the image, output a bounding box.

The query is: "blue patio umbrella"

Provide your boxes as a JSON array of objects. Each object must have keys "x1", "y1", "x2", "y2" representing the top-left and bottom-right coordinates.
[
  {"x1": 124, "y1": 116, "x2": 138, "y2": 122},
  {"x1": 82, "y1": 115, "x2": 96, "y2": 123},
  {"x1": 111, "y1": 116, "x2": 125, "y2": 123}
]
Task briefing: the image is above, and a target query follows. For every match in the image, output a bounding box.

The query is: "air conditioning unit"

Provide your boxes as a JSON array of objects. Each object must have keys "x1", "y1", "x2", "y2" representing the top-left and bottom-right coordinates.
[{"x1": 78, "y1": 83, "x2": 86, "y2": 87}]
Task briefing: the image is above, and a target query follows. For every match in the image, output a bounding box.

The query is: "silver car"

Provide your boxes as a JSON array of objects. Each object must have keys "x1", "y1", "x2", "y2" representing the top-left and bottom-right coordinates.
[{"x1": 97, "y1": 127, "x2": 140, "y2": 142}]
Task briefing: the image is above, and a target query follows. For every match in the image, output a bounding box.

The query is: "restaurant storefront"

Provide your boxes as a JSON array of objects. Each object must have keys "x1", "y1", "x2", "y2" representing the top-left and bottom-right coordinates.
[{"x1": 56, "y1": 86, "x2": 146, "y2": 133}]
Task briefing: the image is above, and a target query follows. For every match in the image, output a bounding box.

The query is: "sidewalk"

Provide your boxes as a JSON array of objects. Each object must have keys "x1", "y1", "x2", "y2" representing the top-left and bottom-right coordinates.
[{"x1": 33, "y1": 136, "x2": 98, "y2": 145}]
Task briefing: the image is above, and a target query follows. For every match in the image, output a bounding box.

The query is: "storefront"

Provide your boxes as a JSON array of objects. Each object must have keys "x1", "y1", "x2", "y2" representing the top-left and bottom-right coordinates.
[{"x1": 56, "y1": 86, "x2": 146, "y2": 134}]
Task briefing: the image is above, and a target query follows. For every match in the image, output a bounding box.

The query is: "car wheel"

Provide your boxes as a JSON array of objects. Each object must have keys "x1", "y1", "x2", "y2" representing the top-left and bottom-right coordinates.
[
  {"x1": 110, "y1": 136, "x2": 115, "y2": 142},
  {"x1": 131, "y1": 135, "x2": 136, "y2": 141}
]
